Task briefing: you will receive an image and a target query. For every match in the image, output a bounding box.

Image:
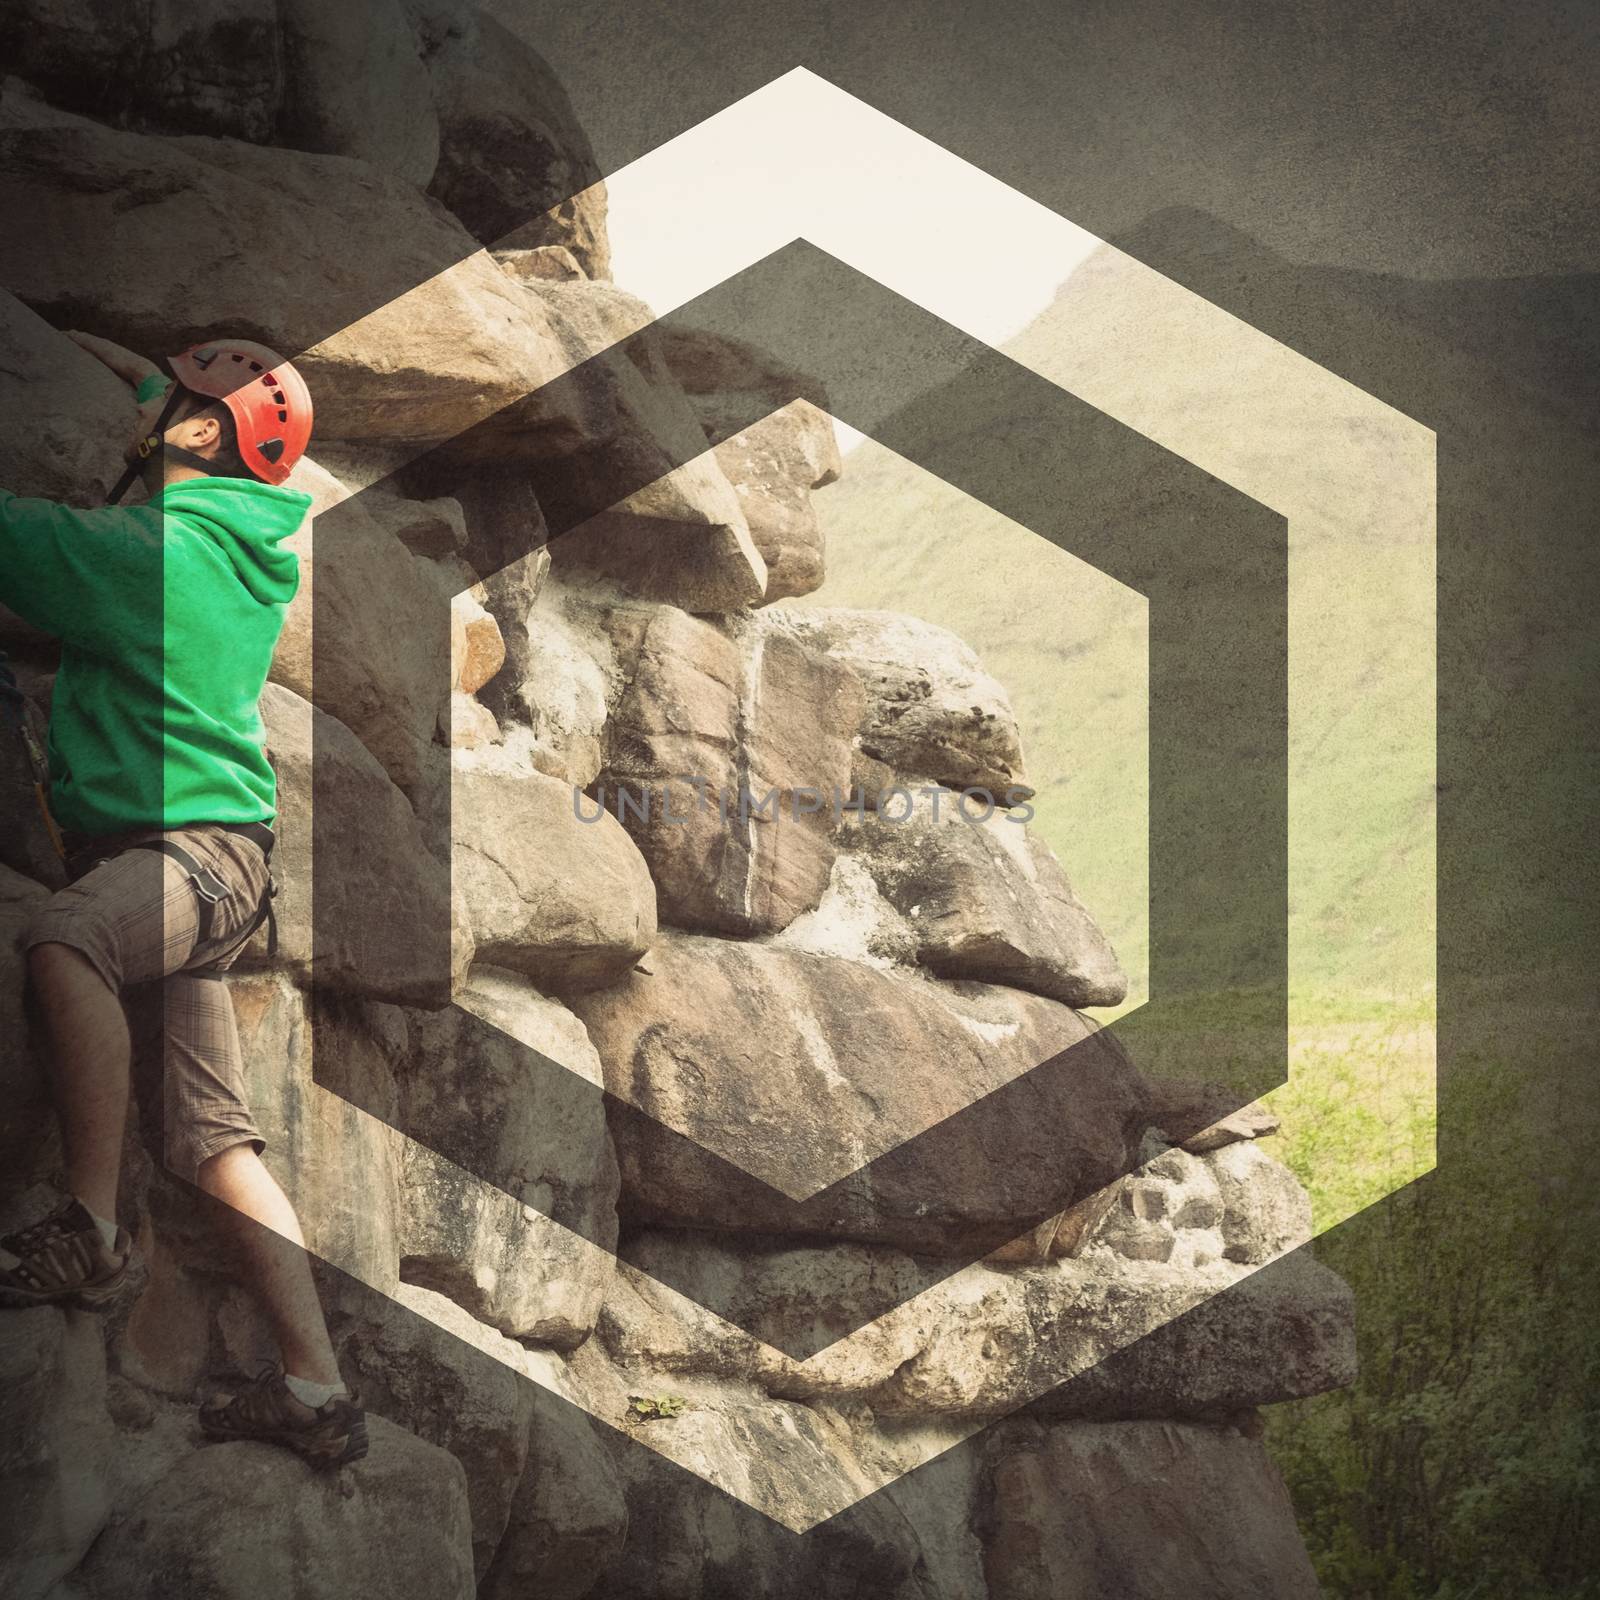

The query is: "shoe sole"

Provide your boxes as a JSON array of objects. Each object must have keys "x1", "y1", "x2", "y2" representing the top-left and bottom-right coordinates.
[
  {"x1": 0, "y1": 1257, "x2": 139, "y2": 1313},
  {"x1": 200, "y1": 1411, "x2": 370, "y2": 1471}
]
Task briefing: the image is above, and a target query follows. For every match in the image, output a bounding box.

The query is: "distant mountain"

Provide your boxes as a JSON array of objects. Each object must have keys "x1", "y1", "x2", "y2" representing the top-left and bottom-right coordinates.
[{"x1": 807, "y1": 211, "x2": 1594, "y2": 1005}]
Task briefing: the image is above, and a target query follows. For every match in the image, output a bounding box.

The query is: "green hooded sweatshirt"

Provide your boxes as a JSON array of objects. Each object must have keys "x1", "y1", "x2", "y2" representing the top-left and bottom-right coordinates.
[{"x1": 0, "y1": 477, "x2": 309, "y2": 837}]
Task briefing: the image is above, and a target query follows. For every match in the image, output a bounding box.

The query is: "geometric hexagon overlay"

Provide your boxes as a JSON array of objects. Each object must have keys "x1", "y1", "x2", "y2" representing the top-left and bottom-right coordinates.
[{"x1": 291, "y1": 67, "x2": 1433, "y2": 1526}]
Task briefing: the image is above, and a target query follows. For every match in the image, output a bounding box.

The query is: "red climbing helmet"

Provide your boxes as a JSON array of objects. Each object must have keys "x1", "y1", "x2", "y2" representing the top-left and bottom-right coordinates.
[{"x1": 168, "y1": 339, "x2": 313, "y2": 486}]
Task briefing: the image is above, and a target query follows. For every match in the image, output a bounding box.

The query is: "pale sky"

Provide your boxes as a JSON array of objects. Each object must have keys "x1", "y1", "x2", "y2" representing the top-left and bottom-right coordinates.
[{"x1": 602, "y1": 68, "x2": 1102, "y2": 454}]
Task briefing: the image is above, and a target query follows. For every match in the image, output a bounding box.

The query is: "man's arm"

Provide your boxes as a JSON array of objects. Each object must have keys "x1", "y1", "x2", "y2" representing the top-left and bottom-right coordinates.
[{"x1": 0, "y1": 490, "x2": 160, "y2": 649}]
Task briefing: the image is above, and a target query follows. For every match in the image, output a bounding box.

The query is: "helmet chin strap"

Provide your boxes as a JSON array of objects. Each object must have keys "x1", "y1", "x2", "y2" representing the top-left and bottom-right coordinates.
[
  {"x1": 161, "y1": 443, "x2": 223, "y2": 477},
  {"x1": 106, "y1": 383, "x2": 189, "y2": 505}
]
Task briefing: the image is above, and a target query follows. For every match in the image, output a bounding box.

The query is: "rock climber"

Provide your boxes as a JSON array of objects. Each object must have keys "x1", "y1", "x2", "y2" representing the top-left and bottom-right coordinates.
[{"x1": 0, "y1": 331, "x2": 368, "y2": 1469}]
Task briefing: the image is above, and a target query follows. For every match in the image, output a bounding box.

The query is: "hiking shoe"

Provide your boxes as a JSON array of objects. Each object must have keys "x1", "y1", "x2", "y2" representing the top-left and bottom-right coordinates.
[
  {"x1": 199, "y1": 1362, "x2": 369, "y2": 1470},
  {"x1": 0, "y1": 1196, "x2": 134, "y2": 1310}
]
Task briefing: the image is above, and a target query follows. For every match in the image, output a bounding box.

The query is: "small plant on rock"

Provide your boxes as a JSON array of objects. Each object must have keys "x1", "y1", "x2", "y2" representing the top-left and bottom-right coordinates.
[{"x1": 627, "y1": 1393, "x2": 688, "y2": 1423}]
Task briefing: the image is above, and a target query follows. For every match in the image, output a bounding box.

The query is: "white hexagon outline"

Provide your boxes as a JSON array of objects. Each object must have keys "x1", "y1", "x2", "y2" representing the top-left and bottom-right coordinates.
[{"x1": 291, "y1": 67, "x2": 1434, "y2": 1529}]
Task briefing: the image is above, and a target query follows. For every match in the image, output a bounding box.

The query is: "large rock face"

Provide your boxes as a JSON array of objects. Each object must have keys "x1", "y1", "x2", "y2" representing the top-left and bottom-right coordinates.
[
  {"x1": 247, "y1": 683, "x2": 463, "y2": 1006},
  {"x1": 0, "y1": 1309, "x2": 112, "y2": 1600},
  {"x1": 0, "y1": 289, "x2": 137, "y2": 506},
  {"x1": 272, "y1": 458, "x2": 448, "y2": 801},
  {"x1": 596, "y1": 605, "x2": 863, "y2": 936},
  {"x1": 0, "y1": 22, "x2": 1350, "y2": 1596},
  {"x1": 569, "y1": 930, "x2": 1149, "y2": 1241},
  {"x1": 0, "y1": 107, "x2": 589, "y2": 462},
  {"x1": 71, "y1": 1419, "x2": 476, "y2": 1600},
  {"x1": 227, "y1": 973, "x2": 406, "y2": 1296},
  {"x1": 277, "y1": 0, "x2": 439, "y2": 185},
  {"x1": 451, "y1": 759, "x2": 656, "y2": 990},
  {"x1": 770, "y1": 608, "x2": 1032, "y2": 800},
  {"x1": 392, "y1": 967, "x2": 620, "y2": 1346},
  {"x1": 0, "y1": 867, "x2": 53, "y2": 1186},
  {"x1": 845, "y1": 792, "x2": 1128, "y2": 1007},
  {"x1": 982, "y1": 1420, "x2": 1323, "y2": 1600},
  {"x1": 421, "y1": 8, "x2": 610, "y2": 276}
]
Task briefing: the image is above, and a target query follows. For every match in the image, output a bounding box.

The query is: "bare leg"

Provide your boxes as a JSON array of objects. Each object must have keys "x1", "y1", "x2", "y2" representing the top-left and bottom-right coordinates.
[
  {"x1": 195, "y1": 1144, "x2": 342, "y2": 1388},
  {"x1": 28, "y1": 942, "x2": 129, "y2": 1221}
]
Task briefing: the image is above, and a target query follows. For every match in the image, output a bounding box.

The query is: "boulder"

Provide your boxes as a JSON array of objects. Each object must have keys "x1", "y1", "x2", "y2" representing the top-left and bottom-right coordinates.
[
  {"x1": 658, "y1": 326, "x2": 836, "y2": 452},
  {"x1": 712, "y1": 401, "x2": 841, "y2": 602},
  {"x1": 477, "y1": 547, "x2": 551, "y2": 723},
  {"x1": 71, "y1": 1418, "x2": 476, "y2": 1600},
  {"x1": 1149, "y1": 1077, "x2": 1282, "y2": 1152},
  {"x1": 981, "y1": 1420, "x2": 1322, "y2": 1600},
  {"x1": 530, "y1": 282, "x2": 768, "y2": 611},
  {"x1": 1088, "y1": 1144, "x2": 1227, "y2": 1269},
  {"x1": 493, "y1": 577, "x2": 613, "y2": 783},
  {"x1": 567, "y1": 930, "x2": 1149, "y2": 1247},
  {"x1": 595, "y1": 1394, "x2": 929, "y2": 1595},
  {"x1": 447, "y1": 690, "x2": 500, "y2": 750},
  {"x1": 451, "y1": 760, "x2": 655, "y2": 991},
  {"x1": 597, "y1": 1232, "x2": 1353, "y2": 1422},
  {"x1": 451, "y1": 591, "x2": 506, "y2": 697},
  {"x1": 0, "y1": 111, "x2": 594, "y2": 464},
  {"x1": 494, "y1": 245, "x2": 587, "y2": 284},
  {"x1": 363, "y1": 490, "x2": 468, "y2": 561},
  {"x1": 392, "y1": 967, "x2": 620, "y2": 1346},
  {"x1": 846, "y1": 790, "x2": 1127, "y2": 1007},
  {"x1": 480, "y1": 1378, "x2": 628, "y2": 1600},
  {"x1": 273, "y1": 458, "x2": 449, "y2": 801},
  {"x1": 277, "y1": 0, "x2": 439, "y2": 186},
  {"x1": 596, "y1": 606, "x2": 863, "y2": 936},
  {"x1": 420, "y1": 8, "x2": 610, "y2": 276},
  {"x1": 768, "y1": 608, "x2": 1031, "y2": 800},
  {"x1": 0, "y1": 289, "x2": 140, "y2": 507},
  {"x1": 0, "y1": 867, "x2": 53, "y2": 1187},
  {"x1": 0, "y1": 1, "x2": 282, "y2": 143},
  {"x1": 0, "y1": 1309, "x2": 112, "y2": 1600},
  {"x1": 1204, "y1": 1141, "x2": 1312, "y2": 1265},
  {"x1": 338, "y1": 1284, "x2": 535, "y2": 1581},
  {"x1": 228, "y1": 972, "x2": 405, "y2": 1296},
  {"x1": 1030, "y1": 1248, "x2": 1358, "y2": 1422},
  {"x1": 246, "y1": 683, "x2": 465, "y2": 1007}
]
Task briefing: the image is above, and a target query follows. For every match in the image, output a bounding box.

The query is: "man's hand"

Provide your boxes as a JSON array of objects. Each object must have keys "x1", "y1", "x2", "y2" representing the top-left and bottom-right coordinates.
[{"x1": 64, "y1": 330, "x2": 163, "y2": 393}]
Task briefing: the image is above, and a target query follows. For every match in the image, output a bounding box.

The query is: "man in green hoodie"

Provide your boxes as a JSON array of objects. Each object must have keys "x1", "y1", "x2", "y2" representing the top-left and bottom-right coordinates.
[{"x1": 0, "y1": 333, "x2": 367, "y2": 1470}]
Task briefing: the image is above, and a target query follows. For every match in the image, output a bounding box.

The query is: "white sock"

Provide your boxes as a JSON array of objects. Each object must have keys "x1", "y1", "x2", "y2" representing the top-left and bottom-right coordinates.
[
  {"x1": 86, "y1": 1208, "x2": 119, "y2": 1249},
  {"x1": 284, "y1": 1372, "x2": 350, "y2": 1409}
]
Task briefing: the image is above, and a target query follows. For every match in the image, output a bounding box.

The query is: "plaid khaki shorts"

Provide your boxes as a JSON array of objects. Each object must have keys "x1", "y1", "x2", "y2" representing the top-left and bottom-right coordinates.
[{"x1": 24, "y1": 823, "x2": 273, "y2": 1182}]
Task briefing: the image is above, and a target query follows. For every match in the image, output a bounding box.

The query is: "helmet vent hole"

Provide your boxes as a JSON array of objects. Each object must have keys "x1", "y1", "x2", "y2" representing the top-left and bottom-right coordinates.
[{"x1": 278, "y1": 409, "x2": 288, "y2": 422}]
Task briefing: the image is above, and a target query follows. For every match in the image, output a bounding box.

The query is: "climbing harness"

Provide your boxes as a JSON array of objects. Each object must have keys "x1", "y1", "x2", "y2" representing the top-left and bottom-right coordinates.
[{"x1": 64, "y1": 821, "x2": 280, "y2": 968}]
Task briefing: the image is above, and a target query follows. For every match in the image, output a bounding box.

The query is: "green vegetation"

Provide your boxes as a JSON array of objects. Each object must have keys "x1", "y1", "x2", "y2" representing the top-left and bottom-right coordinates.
[
  {"x1": 627, "y1": 1393, "x2": 689, "y2": 1423},
  {"x1": 1267, "y1": 1016, "x2": 1598, "y2": 1598},
  {"x1": 811, "y1": 365, "x2": 1592, "y2": 1592}
]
